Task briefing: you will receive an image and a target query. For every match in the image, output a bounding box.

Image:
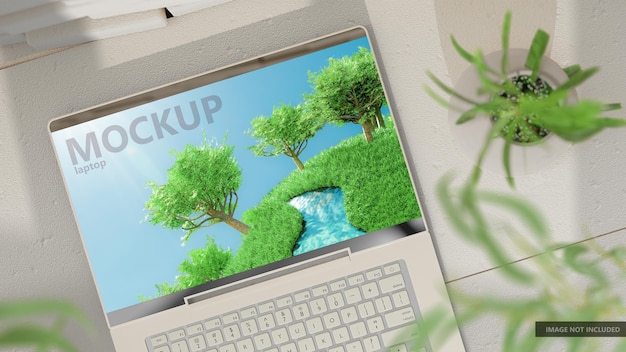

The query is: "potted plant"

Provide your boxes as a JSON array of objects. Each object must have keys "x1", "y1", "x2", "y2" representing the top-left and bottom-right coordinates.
[
  {"x1": 426, "y1": 11, "x2": 625, "y2": 186},
  {"x1": 421, "y1": 10, "x2": 626, "y2": 352}
]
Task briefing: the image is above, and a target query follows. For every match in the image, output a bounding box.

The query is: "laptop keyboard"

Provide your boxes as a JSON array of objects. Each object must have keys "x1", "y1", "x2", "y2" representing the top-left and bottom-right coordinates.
[{"x1": 146, "y1": 260, "x2": 427, "y2": 352}]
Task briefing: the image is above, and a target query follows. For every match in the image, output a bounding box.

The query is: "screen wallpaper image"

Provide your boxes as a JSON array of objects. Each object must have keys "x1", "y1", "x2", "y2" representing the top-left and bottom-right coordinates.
[{"x1": 51, "y1": 36, "x2": 421, "y2": 313}]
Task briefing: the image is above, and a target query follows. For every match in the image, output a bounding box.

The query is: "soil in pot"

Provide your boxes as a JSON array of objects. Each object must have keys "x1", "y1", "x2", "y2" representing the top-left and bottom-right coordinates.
[{"x1": 490, "y1": 74, "x2": 553, "y2": 144}]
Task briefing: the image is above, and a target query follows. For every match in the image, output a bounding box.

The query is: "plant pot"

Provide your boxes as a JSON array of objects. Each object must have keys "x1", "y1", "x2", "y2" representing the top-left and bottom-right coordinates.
[{"x1": 448, "y1": 48, "x2": 578, "y2": 177}]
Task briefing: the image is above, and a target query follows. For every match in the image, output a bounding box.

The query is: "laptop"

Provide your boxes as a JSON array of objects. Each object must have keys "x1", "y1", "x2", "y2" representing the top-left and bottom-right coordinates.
[{"x1": 48, "y1": 26, "x2": 466, "y2": 352}]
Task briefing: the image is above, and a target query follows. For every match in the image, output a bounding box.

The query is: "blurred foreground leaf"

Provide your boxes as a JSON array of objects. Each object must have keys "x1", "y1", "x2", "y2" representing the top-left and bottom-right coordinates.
[{"x1": 0, "y1": 300, "x2": 90, "y2": 352}]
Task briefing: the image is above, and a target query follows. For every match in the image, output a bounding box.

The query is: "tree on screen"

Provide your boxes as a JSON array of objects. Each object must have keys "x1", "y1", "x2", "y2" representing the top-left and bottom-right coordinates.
[
  {"x1": 139, "y1": 237, "x2": 233, "y2": 300},
  {"x1": 306, "y1": 47, "x2": 387, "y2": 143},
  {"x1": 177, "y1": 237, "x2": 232, "y2": 285},
  {"x1": 247, "y1": 104, "x2": 324, "y2": 171},
  {"x1": 145, "y1": 138, "x2": 250, "y2": 242}
]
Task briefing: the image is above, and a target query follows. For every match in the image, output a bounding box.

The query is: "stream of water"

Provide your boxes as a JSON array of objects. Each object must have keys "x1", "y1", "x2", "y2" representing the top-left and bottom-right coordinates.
[{"x1": 288, "y1": 187, "x2": 365, "y2": 255}]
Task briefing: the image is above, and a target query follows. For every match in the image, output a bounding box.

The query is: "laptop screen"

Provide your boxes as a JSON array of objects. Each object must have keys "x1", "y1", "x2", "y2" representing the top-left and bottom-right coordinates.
[{"x1": 49, "y1": 27, "x2": 424, "y2": 325}]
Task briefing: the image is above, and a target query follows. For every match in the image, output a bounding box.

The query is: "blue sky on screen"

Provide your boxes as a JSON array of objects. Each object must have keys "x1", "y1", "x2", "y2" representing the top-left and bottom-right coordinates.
[{"x1": 51, "y1": 36, "x2": 375, "y2": 313}]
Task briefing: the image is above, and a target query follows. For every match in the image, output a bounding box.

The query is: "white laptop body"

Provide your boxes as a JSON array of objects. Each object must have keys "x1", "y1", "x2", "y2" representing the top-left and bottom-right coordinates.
[{"x1": 49, "y1": 27, "x2": 466, "y2": 352}]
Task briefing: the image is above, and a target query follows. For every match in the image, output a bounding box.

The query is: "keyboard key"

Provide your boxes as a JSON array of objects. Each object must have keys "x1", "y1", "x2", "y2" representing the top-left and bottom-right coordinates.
[
  {"x1": 150, "y1": 334, "x2": 168, "y2": 346},
  {"x1": 343, "y1": 287, "x2": 361, "y2": 305},
  {"x1": 375, "y1": 296, "x2": 393, "y2": 313},
  {"x1": 236, "y1": 338, "x2": 254, "y2": 352},
  {"x1": 297, "y1": 337, "x2": 315, "y2": 352},
  {"x1": 387, "y1": 345, "x2": 408, "y2": 352},
  {"x1": 380, "y1": 323, "x2": 420, "y2": 347},
  {"x1": 340, "y1": 306, "x2": 358, "y2": 324},
  {"x1": 294, "y1": 290, "x2": 311, "y2": 302},
  {"x1": 328, "y1": 292, "x2": 346, "y2": 309},
  {"x1": 154, "y1": 346, "x2": 171, "y2": 352},
  {"x1": 223, "y1": 324, "x2": 241, "y2": 341},
  {"x1": 310, "y1": 297, "x2": 327, "y2": 314},
  {"x1": 186, "y1": 324, "x2": 203, "y2": 335},
  {"x1": 363, "y1": 335, "x2": 382, "y2": 352},
  {"x1": 366, "y1": 268, "x2": 383, "y2": 281},
  {"x1": 384, "y1": 263, "x2": 401, "y2": 275},
  {"x1": 312, "y1": 284, "x2": 329, "y2": 297},
  {"x1": 240, "y1": 306, "x2": 258, "y2": 319},
  {"x1": 330, "y1": 279, "x2": 347, "y2": 291},
  {"x1": 323, "y1": 311, "x2": 341, "y2": 329},
  {"x1": 305, "y1": 316, "x2": 323, "y2": 334},
  {"x1": 392, "y1": 291, "x2": 410, "y2": 308},
  {"x1": 349, "y1": 321, "x2": 367, "y2": 339},
  {"x1": 361, "y1": 282, "x2": 379, "y2": 299},
  {"x1": 259, "y1": 313, "x2": 276, "y2": 330},
  {"x1": 272, "y1": 327, "x2": 289, "y2": 345},
  {"x1": 241, "y1": 319, "x2": 259, "y2": 336},
  {"x1": 379, "y1": 274, "x2": 406, "y2": 294},
  {"x1": 348, "y1": 274, "x2": 365, "y2": 286},
  {"x1": 254, "y1": 333, "x2": 272, "y2": 349},
  {"x1": 277, "y1": 295, "x2": 294, "y2": 308},
  {"x1": 189, "y1": 335, "x2": 206, "y2": 352},
  {"x1": 366, "y1": 316, "x2": 385, "y2": 333},
  {"x1": 384, "y1": 307, "x2": 416, "y2": 328},
  {"x1": 288, "y1": 322, "x2": 306, "y2": 340},
  {"x1": 293, "y1": 303, "x2": 310, "y2": 320},
  {"x1": 204, "y1": 318, "x2": 221, "y2": 330},
  {"x1": 358, "y1": 301, "x2": 375, "y2": 318},
  {"x1": 346, "y1": 340, "x2": 364, "y2": 352},
  {"x1": 168, "y1": 329, "x2": 186, "y2": 341},
  {"x1": 222, "y1": 312, "x2": 239, "y2": 324},
  {"x1": 171, "y1": 340, "x2": 189, "y2": 352},
  {"x1": 280, "y1": 342, "x2": 297, "y2": 352},
  {"x1": 275, "y1": 309, "x2": 293, "y2": 325},
  {"x1": 315, "y1": 331, "x2": 333, "y2": 349},
  {"x1": 332, "y1": 326, "x2": 350, "y2": 344},
  {"x1": 205, "y1": 329, "x2": 223, "y2": 347},
  {"x1": 258, "y1": 301, "x2": 276, "y2": 313},
  {"x1": 219, "y1": 343, "x2": 236, "y2": 352}
]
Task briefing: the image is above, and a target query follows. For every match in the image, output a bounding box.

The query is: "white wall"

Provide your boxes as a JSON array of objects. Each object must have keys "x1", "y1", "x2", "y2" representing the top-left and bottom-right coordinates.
[{"x1": 1, "y1": 0, "x2": 625, "y2": 351}]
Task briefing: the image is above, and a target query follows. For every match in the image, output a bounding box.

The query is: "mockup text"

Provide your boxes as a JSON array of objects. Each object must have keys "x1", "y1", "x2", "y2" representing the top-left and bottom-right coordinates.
[{"x1": 65, "y1": 95, "x2": 222, "y2": 166}]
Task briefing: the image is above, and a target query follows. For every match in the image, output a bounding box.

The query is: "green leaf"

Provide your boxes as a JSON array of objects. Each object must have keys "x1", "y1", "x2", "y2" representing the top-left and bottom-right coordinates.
[
  {"x1": 451, "y1": 35, "x2": 475, "y2": 64},
  {"x1": 458, "y1": 187, "x2": 534, "y2": 283},
  {"x1": 0, "y1": 325, "x2": 79, "y2": 352},
  {"x1": 554, "y1": 67, "x2": 599, "y2": 94},
  {"x1": 613, "y1": 338, "x2": 626, "y2": 352},
  {"x1": 456, "y1": 99, "x2": 511, "y2": 125},
  {"x1": 502, "y1": 122, "x2": 515, "y2": 188},
  {"x1": 0, "y1": 300, "x2": 88, "y2": 326},
  {"x1": 562, "y1": 244, "x2": 604, "y2": 279},
  {"x1": 605, "y1": 246, "x2": 626, "y2": 262},
  {"x1": 423, "y1": 84, "x2": 452, "y2": 109},
  {"x1": 501, "y1": 11, "x2": 512, "y2": 75},
  {"x1": 473, "y1": 50, "x2": 506, "y2": 94},
  {"x1": 451, "y1": 35, "x2": 501, "y2": 77},
  {"x1": 456, "y1": 108, "x2": 481, "y2": 124},
  {"x1": 436, "y1": 174, "x2": 475, "y2": 238},
  {"x1": 503, "y1": 318, "x2": 523, "y2": 352},
  {"x1": 476, "y1": 190, "x2": 548, "y2": 239},
  {"x1": 426, "y1": 70, "x2": 480, "y2": 106},
  {"x1": 603, "y1": 103, "x2": 622, "y2": 111},
  {"x1": 523, "y1": 99, "x2": 626, "y2": 142},
  {"x1": 563, "y1": 64, "x2": 581, "y2": 77},
  {"x1": 525, "y1": 29, "x2": 550, "y2": 81},
  {"x1": 412, "y1": 306, "x2": 460, "y2": 350}
]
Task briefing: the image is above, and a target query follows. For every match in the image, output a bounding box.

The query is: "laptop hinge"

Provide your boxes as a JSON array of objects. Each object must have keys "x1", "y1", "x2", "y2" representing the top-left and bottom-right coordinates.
[{"x1": 184, "y1": 247, "x2": 352, "y2": 306}]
